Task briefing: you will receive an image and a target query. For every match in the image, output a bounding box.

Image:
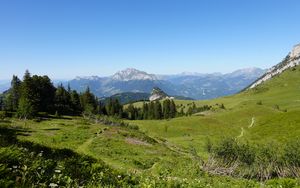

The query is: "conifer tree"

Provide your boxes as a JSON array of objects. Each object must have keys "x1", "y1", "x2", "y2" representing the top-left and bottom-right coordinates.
[
  {"x1": 10, "y1": 75, "x2": 21, "y2": 111},
  {"x1": 17, "y1": 70, "x2": 36, "y2": 118},
  {"x1": 163, "y1": 99, "x2": 170, "y2": 119},
  {"x1": 154, "y1": 101, "x2": 162, "y2": 119},
  {"x1": 31, "y1": 75, "x2": 56, "y2": 112},
  {"x1": 127, "y1": 103, "x2": 136, "y2": 120},
  {"x1": 170, "y1": 100, "x2": 177, "y2": 118},
  {"x1": 142, "y1": 103, "x2": 149, "y2": 119},
  {"x1": 70, "y1": 90, "x2": 82, "y2": 115},
  {"x1": 80, "y1": 87, "x2": 97, "y2": 115},
  {"x1": 54, "y1": 84, "x2": 72, "y2": 115}
]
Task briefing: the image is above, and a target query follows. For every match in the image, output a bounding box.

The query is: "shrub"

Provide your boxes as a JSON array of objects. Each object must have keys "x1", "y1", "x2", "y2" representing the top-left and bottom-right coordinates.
[
  {"x1": 0, "y1": 111, "x2": 7, "y2": 120},
  {"x1": 237, "y1": 142, "x2": 256, "y2": 165},
  {"x1": 284, "y1": 139, "x2": 300, "y2": 166},
  {"x1": 213, "y1": 138, "x2": 239, "y2": 164}
]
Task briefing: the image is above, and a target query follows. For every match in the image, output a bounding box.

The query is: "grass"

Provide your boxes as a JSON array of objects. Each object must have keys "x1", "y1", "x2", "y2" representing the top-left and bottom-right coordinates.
[
  {"x1": 131, "y1": 66, "x2": 300, "y2": 155},
  {"x1": 1, "y1": 66, "x2": 300, "y2": 186}
]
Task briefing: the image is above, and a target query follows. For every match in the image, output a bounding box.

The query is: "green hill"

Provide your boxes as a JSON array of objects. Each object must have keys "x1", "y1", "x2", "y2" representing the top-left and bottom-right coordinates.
[
  {"x1": 133, "y1": 64, "x2": 300, "y2": 154},
  {"x1": 1, "y1": 64, "x2": 300, "y2": 186}
]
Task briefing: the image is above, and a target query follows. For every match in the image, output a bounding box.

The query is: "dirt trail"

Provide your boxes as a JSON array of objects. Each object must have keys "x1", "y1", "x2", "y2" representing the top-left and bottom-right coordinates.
[
  {"x1": 248, "y1": 117, "x2": 255, "y2": 128},
  {"x1": 237, "y1": 128, "x2": 244, "y2": 138},
  {"x1": 236, "y1": 117, "x2": 255, "y2": 139}
]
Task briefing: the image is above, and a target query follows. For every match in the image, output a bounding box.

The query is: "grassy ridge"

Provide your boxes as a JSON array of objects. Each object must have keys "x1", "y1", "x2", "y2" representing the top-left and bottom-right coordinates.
[{"x1": 131, "y1": 66, "x2": 300, "y2": 156}]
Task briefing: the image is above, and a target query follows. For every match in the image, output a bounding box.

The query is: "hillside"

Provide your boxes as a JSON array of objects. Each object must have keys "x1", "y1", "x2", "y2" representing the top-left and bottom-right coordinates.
[
  {"x1": 1, "y1": 65, "x2": 299, "y2": 187},
  {"x1": 1, "y1": 46, "x2": 300, "y2": 186},
  {"x1": 132, "y1": 60, "x2": 300, "y2": 155}
]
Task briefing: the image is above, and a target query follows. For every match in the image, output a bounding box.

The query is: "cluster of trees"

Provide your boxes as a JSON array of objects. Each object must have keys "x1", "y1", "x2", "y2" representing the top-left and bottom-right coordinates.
[
  {"x1": 185, "y1": 103, "x2": 212, "y2": 116},
  {"x1": 125, "y1": 99, "x2": 177, "y2": 120},
  {"x1": 0, "y1": 71, "x2": 101, "y2": 119},
  {"x1": 98, "y1": 98, "x2": 123, "y2": 118},
  {"x1": 0, "y1": 71, "x2": 184, "y2": 121}
]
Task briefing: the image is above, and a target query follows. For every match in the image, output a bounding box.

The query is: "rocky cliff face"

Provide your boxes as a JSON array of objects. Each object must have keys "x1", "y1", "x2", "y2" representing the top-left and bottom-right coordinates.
[
  {"x1": 149, "y1": 87, "x2": 173, "y2": 101},
  {"x1": 248, "y1": 44, "x2": 300, "y2": 89},
  {"x1": 290, "y1": 43, "x2": 300, "y2": 58}
]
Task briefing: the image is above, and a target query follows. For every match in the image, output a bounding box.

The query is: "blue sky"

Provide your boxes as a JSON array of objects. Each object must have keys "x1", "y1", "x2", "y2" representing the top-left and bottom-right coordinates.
[{"x1": 1, "y1": 0, "x2": 300, "y2": 80}]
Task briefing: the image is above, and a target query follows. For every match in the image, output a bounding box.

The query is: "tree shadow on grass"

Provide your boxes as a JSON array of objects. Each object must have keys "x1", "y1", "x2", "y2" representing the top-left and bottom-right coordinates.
[{"x1": 0, "y1": 126, "x2": 135, "y2": 187}]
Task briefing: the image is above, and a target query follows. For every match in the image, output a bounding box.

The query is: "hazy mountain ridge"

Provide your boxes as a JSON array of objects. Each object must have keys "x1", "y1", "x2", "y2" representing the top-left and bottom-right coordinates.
[{"x1": 67, "y1": 67, "x2": 265, "y2": 100}]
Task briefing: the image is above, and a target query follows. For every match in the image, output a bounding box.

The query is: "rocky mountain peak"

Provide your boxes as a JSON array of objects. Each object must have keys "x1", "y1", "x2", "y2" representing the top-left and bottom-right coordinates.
[
  {"x1": 228, "y1": 67, "x2": 265, "y2": 78},
  {"x1": 290, "y1": 43, "x2": 300, "y2": 58},
  {"x1": 248, "y1": 44, "x2": 300, "y2": 89},
  {"x1": 149, "y1": 87, "x2": 172, "y2": 101},
  {"x1": 111, "y1": 68, "x2": 158, "y2": 81}
]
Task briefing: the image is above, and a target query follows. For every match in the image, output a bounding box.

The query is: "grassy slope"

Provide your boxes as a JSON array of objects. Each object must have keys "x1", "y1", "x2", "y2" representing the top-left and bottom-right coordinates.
[
  {"x1": 1, "y1": 66, "x2": 299, "y2": 187},
  {"x1": 131, "y1": 66, "x2": 300, "y2": 157},
  {"x1": 3, "y1": 117, "x2": 261, "y2": 187}
]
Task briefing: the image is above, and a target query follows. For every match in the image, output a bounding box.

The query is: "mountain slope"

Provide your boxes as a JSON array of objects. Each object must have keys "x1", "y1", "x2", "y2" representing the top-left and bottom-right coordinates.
[
  {"x1": 133, "y1": 44, "x2": 300, "y2": 157},
  {"x1": 247, "y1": 45, "x2": 300, "y2": 89},
  {"x1": 68, "y1": 67, "x2": 265, "y2": 99}
]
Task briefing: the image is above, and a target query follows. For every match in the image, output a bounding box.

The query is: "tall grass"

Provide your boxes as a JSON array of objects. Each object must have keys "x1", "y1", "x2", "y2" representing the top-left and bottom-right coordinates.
[{"x1": 204, "y1": 137, "x2": 300, "y2": 180}]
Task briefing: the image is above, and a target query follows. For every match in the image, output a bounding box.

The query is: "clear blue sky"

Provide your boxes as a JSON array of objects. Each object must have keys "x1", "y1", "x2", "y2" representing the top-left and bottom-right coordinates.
[{"x1": 1, "y1": 0, "x2": 300, "y2": 80}]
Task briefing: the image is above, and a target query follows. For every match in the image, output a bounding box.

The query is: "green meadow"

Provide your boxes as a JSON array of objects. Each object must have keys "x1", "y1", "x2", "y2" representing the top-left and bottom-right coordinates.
[{"x1": 1, "y1": 66, "x2": 300, "y2": 187}]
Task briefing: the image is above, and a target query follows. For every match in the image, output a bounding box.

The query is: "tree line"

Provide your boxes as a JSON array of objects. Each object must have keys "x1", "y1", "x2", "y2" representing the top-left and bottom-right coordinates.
[
  {"x1": 0, "y1": 71, "x2": 180, "y2": 120},
  {"x1": 125, "y1": 99, "x2": 177, "y2": 120},
  {"x1": 0, "y1": 70, "x2": 103, "y2": 119}
]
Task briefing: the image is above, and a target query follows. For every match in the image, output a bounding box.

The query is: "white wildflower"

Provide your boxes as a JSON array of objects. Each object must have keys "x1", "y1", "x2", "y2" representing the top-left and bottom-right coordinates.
[{"x1": 49, "y1": 183, "x2": 58, "y2": 187}]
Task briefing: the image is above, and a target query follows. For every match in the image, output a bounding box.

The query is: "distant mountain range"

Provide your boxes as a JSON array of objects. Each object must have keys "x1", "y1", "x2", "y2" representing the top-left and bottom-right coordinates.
[
  {"x1": 67, "y1": 67, "x2": 266, "y2": 100},
  {"x1": 0, "y1": 80, "x2": 10, "y2": 93}
]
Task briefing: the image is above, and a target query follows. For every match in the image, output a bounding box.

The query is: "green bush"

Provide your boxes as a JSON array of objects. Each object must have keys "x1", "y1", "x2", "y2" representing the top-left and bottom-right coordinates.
[
  {"x1": 237, "y1": 142, "x2": 256, "y2": 165},
  {"x1": 213, "y1": 138, "x2": 239, "y2": 163},
  {"x1": 207, "y1": 138, "x2": 300, "y2": 180},
  {"x1": 0, "y1": 111, "x2": 7, "y2": 120},
  {"x1": 284, "y1": 139, "x2": 300, "y2": 166}
]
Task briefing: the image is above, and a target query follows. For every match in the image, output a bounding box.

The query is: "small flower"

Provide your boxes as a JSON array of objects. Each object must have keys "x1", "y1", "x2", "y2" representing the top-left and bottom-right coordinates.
[
  {"x1": 13, "y1": 165, "x2": 18, "y2": 169},
  {"x1": 117, "y1": 175, "x2": 121, "y2": 178},
  {"x1": 55, "y1": 169, "x2": 61, "y2": 173},
  {"x1": 49, "y1": 183, "x2": 58, "y2": 187}
]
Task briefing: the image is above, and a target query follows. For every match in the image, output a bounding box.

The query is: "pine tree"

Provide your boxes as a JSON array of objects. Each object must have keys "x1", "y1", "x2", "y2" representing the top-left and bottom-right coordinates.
[
  {"x1": 187, "y1": 106, "x2": 193, "y2": 116},
  {"x1": 70, "y1": 90, "x2": 82, "y2": 115},
  {"x1": 10, "y1": 75, "x2": 21, "y2": 111},
  {"x1": 170, "y1": 100, "x2": 177, "y2": 118},
  {"x1": 17, "y1": 97, "x2": 34, "y2": 119},
  {"x1": 154, "y1": 101, "x2": 162, "y2": 119},
  {"x1": 142, "y1": 103, "x2": 149, "y2": 119},
  {"x1": 127, "y1": 103, "x2": 136, "y2": 120},
  {"x1": 0, "y1": 95, "x2": 4, "y2": 111},
  {"x1": 31, "y1": 75, "x2": 56, "y2": 112},
  {"x1": 54, "y1": 84, "x2": 72, "y2": 115},
  {"x1": 80, "y1": 87, "x2": 97, "y2": 115},
  {"x1": 179, "y1": 107, "x2": 184, "y2": 116},
  {"x1": 17, "y1": 70, "x2": 37, "y2": 118},
  {"x1": 163, "y1": 99, "x2": 170, "y2": 119},
  {"x1": 3, "y1": 93, "x2": 13, "y2": 111}
]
